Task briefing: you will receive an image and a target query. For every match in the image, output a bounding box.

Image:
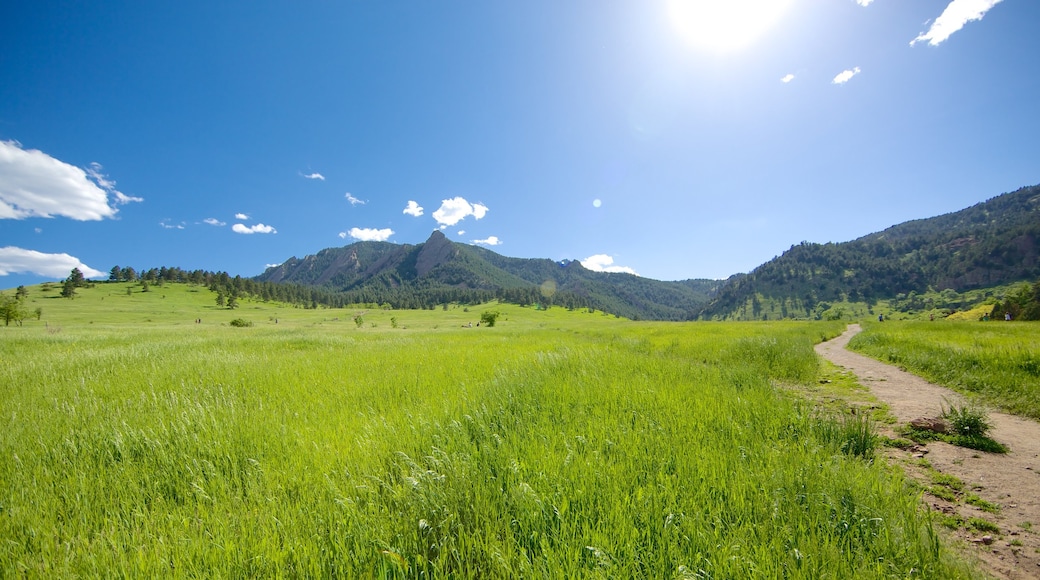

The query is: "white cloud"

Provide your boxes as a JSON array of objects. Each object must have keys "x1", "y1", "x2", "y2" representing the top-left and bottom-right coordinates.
[
  {"x1": 159, "y1": 220, "x2": 185, "y2": 230},
  {"x1": 232, "y1": 223, "x2": 276, "y2": 234},
  {"x1": 856, "y1": 0, "x2": 874, "y2": 6},
  {"x1": 432, "y1": 197, "x2": 489, "y2": 226},
  {"x1": 0, "y1": 246, "x2": 105, "y2": 278},
  {"x1": 911, "y1": 0, "x2": 1003, "y2": 47},
  {"x1": 781, "y1": 73, "x2": 795, "y2": 83},
  {"x1": 403, "y1": 200, "x2": 424, "y2": 217},
  {"x1": 203, "y1": 218, "x2": 225, "y2": 226},
  {"x1": 265, "y1": 263, "x2": 281, "y2": 268},
  {"x1": 342, "y1": 227, "x2": 393, "y2": 242},
  {"x1": 581, "y1": 254, "x2": 638, "y2": 275},
  {"x1": 472, "y1": 236, "x2": 502, "y2": 246},
  {"x1": 301, "y1": 172, "x2": 325, "y2": 181},
  {"x1": 458, "y1": 230, "x2": 466, "y2": 235},
  {"x1": 345, "y1": 192, "x2": 366, "y2": 206},
  {"x1": 832, "y1": 67, "x2": 861, "y2": 84},
  {"x1": 235, "y1": 213, "x2": 249, "y2": 220},
  {"x1": 0, "y1": 141, "x2": 142, "y2": 220},
  {"x1": 86, "y1": 162, "x2": 142, "y2": 206}
]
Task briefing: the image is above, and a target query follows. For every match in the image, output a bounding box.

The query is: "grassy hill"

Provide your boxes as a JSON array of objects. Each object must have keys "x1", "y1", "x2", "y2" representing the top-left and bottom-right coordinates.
[{"x1": 0, "y1": 282, "x2": 980, "y2": 577}]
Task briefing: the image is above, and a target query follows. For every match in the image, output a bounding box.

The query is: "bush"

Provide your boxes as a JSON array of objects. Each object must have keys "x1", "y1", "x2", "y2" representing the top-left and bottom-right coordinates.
[
  {"x1": 480, "y1": 310, "x2": 500, "y2": 327},
  {"x1": 229, "y1": 318, "x2": 253, "y2": 327}
]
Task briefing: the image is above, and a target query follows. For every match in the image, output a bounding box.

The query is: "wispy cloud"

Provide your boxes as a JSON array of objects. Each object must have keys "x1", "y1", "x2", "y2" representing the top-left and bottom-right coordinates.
[
  {"x1": 780, "y1": 73, "x2": 795, "y2": 84},
  {"x1": 581, "y1": 254, "x2": 638, "y2": 275},
  {"x1": 235, "y1": 213, "x2": 249, "y2": 220},
  {"x1": 432, "y1": 197, "x2": 488, "y2": 226},
  {"x1": 159, "y1": 220, "x2": 185, "y2": 230},
  {"x1": 403, "y1": 200, "x2": 424, "y2": 217},
  {"x1": 203, "y1": 217, "x2": 226, "y2": 226},
  {"x1": 300, "y1": 172, "x2": 325, "y2": 181},
  {"x1": 856, "y1": 0, "x2": 874, "y2": 6},
  {"x1": 86, "y1": 162, "x2": 142, "y2": 206},
  {"x1": 472, "y1": 236, "x2": 502, "y2": 246},
  {"x1": 265, "y1": 263, "x2": 281, "y2": 268},
  {"x1": 832, "y1": 67, "x2": 861, "y2": 84},
  {"x1": 345, "y1": 192, "x2": 366, "y2": 206},
  {"x1": 340, "y1": 227, "x2": 393, "y2": 242},
  {"x1": 232, "y1": 223, "x2": 276, "y2": 234},
  {"x1": 0, "y1": 246, "x2": 105, "y2": 278},
  {"x1": 0, "y1": 140, "x2": 142, "y2": 220},
  {"x1": 911, "y1": 0, "x2": 1003, "y2": 46}
]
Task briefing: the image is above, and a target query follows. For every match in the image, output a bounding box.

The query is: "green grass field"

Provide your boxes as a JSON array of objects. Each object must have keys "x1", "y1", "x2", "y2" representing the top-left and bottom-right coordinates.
[
  {"x1": 0, "y1": 283, "x2": 979, "y2": 577},
  {"x1": 850, "y1": 320, "x2": 1040, "y2": 420}
]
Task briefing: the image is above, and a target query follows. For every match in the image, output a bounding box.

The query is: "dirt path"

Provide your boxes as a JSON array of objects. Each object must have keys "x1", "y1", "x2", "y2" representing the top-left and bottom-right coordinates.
[{"x1": 816, "y1": 324, "x2": 1040, "y2": 579}]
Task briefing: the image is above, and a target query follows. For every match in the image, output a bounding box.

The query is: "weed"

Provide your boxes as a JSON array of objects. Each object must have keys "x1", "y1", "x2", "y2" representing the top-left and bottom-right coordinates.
[
  {"x1": 928, "y1": 486, "x2": 958, "y2": 502},
  {"x1": 929, "y1": 471, "x2": 964, "y2": 491},
  {"x1": 964, "y1": 494, "x2": 1000, "y2": 513},
  {"x1": 941, "y1": 401, "x2": 992, "y2": 438},
  {"x1": 968, "y1": 518, "x2": 1001, "y2": 533}
]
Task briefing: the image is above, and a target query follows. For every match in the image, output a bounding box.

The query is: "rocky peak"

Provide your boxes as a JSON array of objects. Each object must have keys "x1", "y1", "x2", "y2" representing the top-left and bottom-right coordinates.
[{"x1": 415, "y1": 230, "x2": 455, "y2": 277}]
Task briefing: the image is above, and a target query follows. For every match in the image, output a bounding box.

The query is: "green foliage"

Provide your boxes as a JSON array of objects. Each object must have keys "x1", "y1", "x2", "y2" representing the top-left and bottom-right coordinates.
[
  {"x1": 479, "y1": 310, "x2": 500, "y2": 327},
  {"x1": 61, "y1": 278, "x2": 77, "y2": 299},
  {"x1": 968, "y1": 518, "x2": 1000, "y2": 533},
  {"x1": 989, "y1": 279, "x2": 1040, "y2": 321},
  {"x1": 964, "y1": 494, "x2": 1000, "y2": 513},
  {"x1": 941, "y1": 401, "x2": 992, "y2": 438},
  {"x1": 702, "y1": 185, "x2": 1040, "y2": 320},
  {"x1": 228, "y1": 318, "x2": 252, "y2": 327},
  {"x1": 814, "y1": 413, "x2": 878, "y2": 459},
  {"x1": 0, "y1": 293, "x2": 29, "y2": 326}
]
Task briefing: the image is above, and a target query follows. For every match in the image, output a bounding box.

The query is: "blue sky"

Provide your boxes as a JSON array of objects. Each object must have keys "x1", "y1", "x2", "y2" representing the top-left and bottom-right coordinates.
[{"x1": 2, "y1": 0, "x2": 1038, "y2": 288}]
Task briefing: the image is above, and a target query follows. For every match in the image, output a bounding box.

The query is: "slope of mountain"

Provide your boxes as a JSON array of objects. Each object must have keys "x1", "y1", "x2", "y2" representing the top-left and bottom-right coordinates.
[
  {"x1": 257, "y1": 230, "x2": 720, "y2": 320},
  {"x1": 700, "y1": 184, "x2": 1040, "y2": 319}
]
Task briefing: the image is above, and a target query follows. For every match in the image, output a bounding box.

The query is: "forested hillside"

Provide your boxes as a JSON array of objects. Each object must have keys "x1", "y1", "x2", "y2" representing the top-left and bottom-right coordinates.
[
  {"x1": 257, "y1": 230, "x2": 720, "y2": 320},
  {"x1": 700, "y1": 185, "x2": 1040, "y2": 319}
]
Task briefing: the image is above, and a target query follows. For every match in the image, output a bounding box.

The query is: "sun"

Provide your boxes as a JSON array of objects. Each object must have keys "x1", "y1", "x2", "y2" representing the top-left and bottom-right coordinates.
[{"x1": 667, "y1": 0, "x2": 795, "y2": 54}]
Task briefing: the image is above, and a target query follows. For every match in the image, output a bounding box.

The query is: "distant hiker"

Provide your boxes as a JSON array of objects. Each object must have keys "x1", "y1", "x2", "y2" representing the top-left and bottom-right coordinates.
[
  {"x1": 1005, "y1": 312, "x2": 1012, "y2": 321},
  {"x1": 878, "y1": 314, "x2": 884, "y2": 322}
]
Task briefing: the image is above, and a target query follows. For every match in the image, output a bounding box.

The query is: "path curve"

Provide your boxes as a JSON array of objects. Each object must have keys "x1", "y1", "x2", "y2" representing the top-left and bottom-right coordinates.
[{"x1": 817, "y1": 324, "x2": 1040, "y2": 579}]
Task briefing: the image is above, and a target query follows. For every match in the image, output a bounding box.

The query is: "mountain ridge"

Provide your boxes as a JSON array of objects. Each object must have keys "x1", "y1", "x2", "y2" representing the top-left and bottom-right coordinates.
[{"x1": 257, "y1": 184, "x2": 1040, "y2": 320}]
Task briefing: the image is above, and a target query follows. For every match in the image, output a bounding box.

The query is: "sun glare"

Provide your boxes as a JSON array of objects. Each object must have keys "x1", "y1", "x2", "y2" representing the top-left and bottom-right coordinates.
[{"x1": 667, "y1": 0, "x2": 794, "y2": 53}]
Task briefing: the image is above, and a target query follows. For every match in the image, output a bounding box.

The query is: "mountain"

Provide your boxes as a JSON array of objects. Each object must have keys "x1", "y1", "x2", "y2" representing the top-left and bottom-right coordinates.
[
  {"x1": 699, "y1": 184, "x2": 1040, "y2": 319},
  {"x1": 257, "y1": 230, "x2": 720, "y2": 320}
]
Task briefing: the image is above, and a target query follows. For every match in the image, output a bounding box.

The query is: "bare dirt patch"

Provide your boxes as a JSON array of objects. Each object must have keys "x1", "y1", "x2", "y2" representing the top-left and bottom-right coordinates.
[{"x1": 817, "y1": 324, "x2": 1040, "y2": 579}]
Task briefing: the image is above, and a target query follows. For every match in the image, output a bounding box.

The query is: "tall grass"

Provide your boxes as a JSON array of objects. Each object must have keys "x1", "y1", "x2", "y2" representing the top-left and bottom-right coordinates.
[
  {"x1": 0, "y1": 305, "x2": 976, "y2": 577},
  {"x1": 850, "y1": 320, "x2": 1040, "y2": 419}
]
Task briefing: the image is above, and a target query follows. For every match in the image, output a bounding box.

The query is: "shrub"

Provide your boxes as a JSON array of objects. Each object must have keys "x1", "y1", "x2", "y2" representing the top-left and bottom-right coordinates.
[
  {"x1": 479, "y1": 310, "x2": 499, "y2": 327},
  {"x1": 229, "y1": 318, "x2": 253, "y2": 327},
  {"x1": 941, "y1": 401, "x2": 992, "y2": 438}
]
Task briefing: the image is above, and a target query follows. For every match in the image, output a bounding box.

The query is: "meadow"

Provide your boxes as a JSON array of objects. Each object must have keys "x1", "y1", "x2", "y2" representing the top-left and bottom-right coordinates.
[
  {"x1": 0, "y1": 283, "x2": 979, "y2": 577},
  {"x1": 850, "y1": 320, "x2": 1040, "y2": 420}
]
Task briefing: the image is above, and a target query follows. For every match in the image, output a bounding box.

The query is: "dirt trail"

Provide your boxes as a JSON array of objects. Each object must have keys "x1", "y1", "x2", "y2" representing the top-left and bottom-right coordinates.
[{"x1": 816, "y1": 324, "x2": 1040, "y2": 579}]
